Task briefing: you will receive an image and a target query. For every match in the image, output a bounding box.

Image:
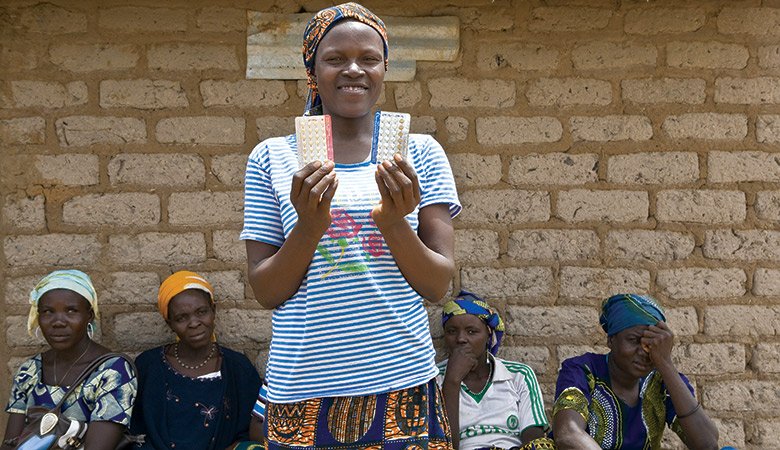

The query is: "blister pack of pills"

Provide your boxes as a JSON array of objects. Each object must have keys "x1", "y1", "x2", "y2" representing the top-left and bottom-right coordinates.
[
  {"x1": 371, "y1": 111, "x2": 410, "y2": 164},
  {"x1": 295, "y1": 115, "x2": 334, "y2": 168}
]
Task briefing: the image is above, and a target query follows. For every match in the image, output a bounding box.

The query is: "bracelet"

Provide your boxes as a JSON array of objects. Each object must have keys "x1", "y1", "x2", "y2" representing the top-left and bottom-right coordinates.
[{"x1": 678, "y1": 401, "x2": 701, "y2": 419}]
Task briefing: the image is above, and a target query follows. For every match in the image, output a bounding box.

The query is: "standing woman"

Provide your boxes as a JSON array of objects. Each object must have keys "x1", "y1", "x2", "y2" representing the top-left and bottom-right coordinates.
[
  {"x1": 242, "y1": 3, "x2": 460, "y2": 449},
  {"x1": 130, "y1": 271, "x2": 262, "y2": 450},
  {"x1": 2, "y1": 270, "x2": 137, "y2": 450}
]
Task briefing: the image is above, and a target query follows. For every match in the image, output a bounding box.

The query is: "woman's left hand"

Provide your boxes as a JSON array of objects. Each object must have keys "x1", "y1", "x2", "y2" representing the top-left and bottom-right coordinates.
[
  {"x1": 641, "y1": 321, "x2": 675, "y2": 367},
  {"x1": 372, "y1": 154, "x2": 421, "y2": 228}
]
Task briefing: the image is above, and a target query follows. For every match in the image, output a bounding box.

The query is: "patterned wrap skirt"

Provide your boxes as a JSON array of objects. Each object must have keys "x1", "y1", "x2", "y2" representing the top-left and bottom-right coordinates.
[{"x1": 264, "y1": 378, "x2": 453, "y2": 449}]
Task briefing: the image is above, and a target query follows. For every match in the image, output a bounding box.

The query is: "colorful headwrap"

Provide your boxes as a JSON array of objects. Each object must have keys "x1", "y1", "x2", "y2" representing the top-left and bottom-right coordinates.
[
  {"x1": 28, "y1": 269, "x2": 99, "y2": 336},
  {"x1": 599, "y1": 293, "x2": 666, "y2": 336},
  {"x1": 157, "y1": 270, "x2": 214, "y2": 321},
  {"x1": 441, "y1": 290, "x2": 506, "y2": 355},
  {"x1": 302, "y1": 2, "x2": 389, "y2": 115}
]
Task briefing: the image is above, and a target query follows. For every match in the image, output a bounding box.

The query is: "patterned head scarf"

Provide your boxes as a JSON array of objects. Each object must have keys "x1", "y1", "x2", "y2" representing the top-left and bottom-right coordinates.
[
  {"x1": 28, "y1": 270, "x2": 98, "y2": 337},
  {"x1": 158, "y1": 271, "x2": 214, "y2": 321},
  {"x1": 600, "y1": 293, "x2": 666, "y2": 336},
  {"x1": 441, "y1": 290, "x2": 506, "y2": 355},
  {"x1": 302, "y1": 2, "x2": 389, "y2": 115}
]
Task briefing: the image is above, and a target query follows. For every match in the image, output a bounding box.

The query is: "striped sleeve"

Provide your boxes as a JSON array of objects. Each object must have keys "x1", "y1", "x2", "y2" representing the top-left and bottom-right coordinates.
[
  {"x1": 413, "y1": 134, "x2": 461, "y2": 218},
  {"x1": 504, "y1": 361, "x2": 550, "y2": 432},
  {"x1": 240, "y1": 141, "x2": 285, "y2": 247}
]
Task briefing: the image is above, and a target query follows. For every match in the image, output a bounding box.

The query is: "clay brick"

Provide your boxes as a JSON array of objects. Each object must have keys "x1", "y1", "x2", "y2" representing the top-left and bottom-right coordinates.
[
  {"x1": 11, "y1": 81, "x2": 87, "y2": 108},
  {"x1": 460, "y1": 267, "x2": 553, "y2": 300},
  {"x1": 156, "y1": 117, "x2": 245, "y2": 145},
  {"x1": 717, "y1": 7, "x2": 780, "y2": 35},
  {"x1": 455, "y1": 230, "x2": 500, "y2": 264},
  {"x1": 559, "y1": 267, "x2": 650, "y2": 300},
  {"x1": 666, "y1": 307, "x2": 699, "y2": 336},
  {"x1": 100, "y1": 79, "x2": 188, "y2": 109},
  {"x1": 662, "y1": 113, "x2": 747, "y2": 140},
  {"x1": 4, "y1": 234, "x2": 100, "y2": 267},
  {"x1": 217, "y1": 309, "x2": 273, "y2": 346},
  {"x1": 476, "y1": 117, "x2": 562, "y2": 145},
  {"x1": 508, "y1": 230, "x2": 599, "y2": 261},
  {"x1": 394, "y1": 82, "x2": 422, "y2": 109},
  {"x1": 0, "y1": 43, "x2": 44, "y2": 71},
  {"x1": 444, "y1": 116, "x2": 469, "y2": 142},
  {"x1": 607, "y1": 152, "x2": 699, "y2": 185},
  {"x1": 708, "y1": 151, "x2": 780, "y2": 183},
  {"x1": 16, "y1": 3, "x2": 87, "y2": 34},
  {"x1": 506, "y1": 306, "x2": 601, "y2": 337},
  {"x1": 256, "y1": 117, "x2": 295, "y2": 141},
  {"x1": 509, "y1": 153, "x2": 598, "y2": 186},
  {"x1": 658, "y1": 189, "x2": 747, "y2": 224},
  {"x1": 711, "y1": 419, "x2": 745, "y2": 449},
  {"x1": 528, "y1": 7, "x2": 612, "y2": 31},
  {"x1": 703, "y1": 381, "x2": 780, "y2": 412},
  {"x1": 557, "y1": 345, "x2": 610, "y2": 366},
  {"x1": 6, "y1": 316, "x2": 45, "y2": 348},
  {"x1": 666, "y1": 41, "x2": 748, "y2": 69},
  {"x1": 527, "y1": 78, "x2": 611, "y2": 107},
  {"x1": 704, "y1": 230, "x2": 780, "y2": 261},
  {"x1": 103, "y1": 272, "x2": 159, "y2": 305},
  {"x1": 621, "y1": 78, "x2": 705, "y2": 104},
  {"x1": 200, "y1": 80, "x2": 288, "y2": 108},
  {"x1": 457, "y1": 189, "x2": 550, "y2": 225},
  {"x1": 113, "y1": 312, "x2": 171, "y2": 348},
  {"x1": 108, "y1": 232, "x2": 207, "y2": 265},
  {"x1": 754, "y1": 268, "x2": 780, "y2": 296},
  {"x1": 108, "y1": 153, "x2": 205, "y2": 188},
  {"x1": 672, "y1": 343, "x2": 745, "y2": 375},
  {"x1": 757, "y1": 115, "x2": 780, "y2": 143},
  {"x1": 0, "y1": 117, "x2": 45, "y2": 144},
  {"x1": 212, "y1": 153, "x2": 247, "y2": 187},
  {"x1": 705, "y1": 306, "x2": 780, "y2": 336},
  {"x1": 5, "y1": 275, "x2": 44, "y2": 306},
  {"x1": 756, "y1": 191, "x2": 780, "y2": 221},
  {"x1": 34, "y1": 154, "x2": 99, "y2": 186},
  {"x1": 570, "y1": 115, "x2": 652, "y2": 142},
  {"x1": 605, "y1": 230, "x2": 695, "y2": 262},
  {"x1": 148, "y1": 44, "x2": 239, "y2": 71},
  {"x1": 477, "y1": 43, "x2": 558, "y2": 71},
  {"x1": 196, "y1": 7, "x2": 245, "y2": 32},
  {"x1": 2, "y1": 194, "x2": 45, "y2": 230},
  {"x1": 656, "y1": 267, "x2": 747, "y2": 299},
  {"x1": 715, "y1": 77, "x2": 780, "y2": 104},
  {"x1": 202, "y1": 270, "x2": 244, "y2": 302},
  {"x1": 748, "y1": 420, "x2": 780, "y2": 446},
  {"x1": 556, "y1": 190, "x2": 649, "y2": 223},
  {"x1": 410, "y1": 116, "x2": 436, "y2": 134},
  {"x1": 168, "y1": 191, "x2": 243, "y2": 225},
  {"x1": 572, "y1": 42, "x2": 657, "y2": 70},
  {"x1": 624, "y1": 8, "x2": 706, "y2": 34},
  {"x1": 98, "y1": 7, "x2": 187, "y2": 32},
  {"x1": 212, "y1": 229, "x2": 244, "y2": 264},
  {"x1": 752, "y1": 343, "x2": 780, "y2": 373},
  {"x1": 447, "y1": 153, "x2": 501, "y2": 187},
  {"x1": 461, "y1": 8, "x2": 514, "y2": 32},
  {"x1": 499, "y1": 347, "x2": 550, "y2": 375},
  {"x1": 63, "y1": 193, "x2": 160, "y2": 226},
  {"x1": 49, "y1": 44, "x2": 139, "y2": 72},
  {"x1": 429, "y1": 78, "x2": 515, "y2": 108},
  {"x1": 758, "y1": 45, "x2": 780, "y2": 68},
  {"x1": 55, "y1": 116, "x2": 146, "y2": 146}
]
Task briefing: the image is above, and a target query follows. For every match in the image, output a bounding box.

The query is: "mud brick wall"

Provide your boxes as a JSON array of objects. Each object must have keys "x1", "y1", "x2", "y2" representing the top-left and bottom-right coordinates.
[{"x1": 1, "y1": 1, "x2": 779, "y2": 447}]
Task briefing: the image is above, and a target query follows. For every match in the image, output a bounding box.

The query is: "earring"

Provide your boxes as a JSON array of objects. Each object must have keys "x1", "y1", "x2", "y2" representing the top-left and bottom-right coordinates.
[
  {"x1": 87, "y1": 323, "x2": 94, "y2": 339},
  {"x1": 35, "y1": 326, "x2": 40, "y2": 339}
]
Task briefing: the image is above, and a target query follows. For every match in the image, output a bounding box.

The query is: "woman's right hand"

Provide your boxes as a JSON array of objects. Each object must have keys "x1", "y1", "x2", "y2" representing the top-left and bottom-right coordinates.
[
  {"x1": 444, "y1": 345, "x2": 479, "y2": 384},
  {"x1": 290, "y1": 160, "x2": 338, "y2": 237}
]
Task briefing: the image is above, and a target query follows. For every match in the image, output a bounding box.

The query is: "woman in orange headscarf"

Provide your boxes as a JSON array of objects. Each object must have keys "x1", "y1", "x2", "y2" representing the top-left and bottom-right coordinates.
[{"x1": 130, "y1": 271, "x2": 262, "y2": 450}]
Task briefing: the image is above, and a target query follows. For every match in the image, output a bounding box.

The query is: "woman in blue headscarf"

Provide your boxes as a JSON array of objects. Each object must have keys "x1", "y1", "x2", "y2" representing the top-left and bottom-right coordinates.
[{"x1": 552, "y1": 294, "x2": 719, "y2": 450}]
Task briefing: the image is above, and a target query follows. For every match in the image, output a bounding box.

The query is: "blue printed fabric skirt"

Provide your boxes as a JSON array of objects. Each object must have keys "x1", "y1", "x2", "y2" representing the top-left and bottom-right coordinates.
[{"x1": 264, "y1": 378, "x2": 452, "y2": 449}]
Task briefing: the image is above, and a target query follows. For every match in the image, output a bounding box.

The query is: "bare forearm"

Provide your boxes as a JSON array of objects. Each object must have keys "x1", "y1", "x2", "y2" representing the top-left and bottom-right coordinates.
[
  {"x1": 552, "y1": 412, "x2": 602, "y2": 450},
  {"x1": 657, "y1": 362, "x2": 719, "y2": 449},
  {"x1": 441, "y1": 381, "x2": 461, "y2": 449},
  {"x1": 378, "y1": 219, "x2": 454, "y2": 302}
]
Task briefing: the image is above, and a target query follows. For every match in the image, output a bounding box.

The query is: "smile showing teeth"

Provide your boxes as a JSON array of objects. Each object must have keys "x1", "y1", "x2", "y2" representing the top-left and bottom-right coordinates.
[{"x1": 339, "y1": 86, "x2": 366, "y2": 92}]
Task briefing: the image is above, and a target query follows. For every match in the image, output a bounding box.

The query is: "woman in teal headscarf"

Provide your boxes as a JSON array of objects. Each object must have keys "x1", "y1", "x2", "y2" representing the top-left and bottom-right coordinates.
[{"x1": 552, "y1": 294, "x2": 720, "y2": 450}]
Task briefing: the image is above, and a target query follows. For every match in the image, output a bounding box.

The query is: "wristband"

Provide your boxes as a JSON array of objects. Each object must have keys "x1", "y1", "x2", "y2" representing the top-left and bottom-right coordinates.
[{"x1": 677, "y1": 401, "x2": 701, "y2": 419}]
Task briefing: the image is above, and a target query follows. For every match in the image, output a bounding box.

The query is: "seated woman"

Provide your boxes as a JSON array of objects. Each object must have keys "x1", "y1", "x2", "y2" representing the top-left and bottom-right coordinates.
[
  {"x1": 437, "y1": 290, "x2": 554, "y2": 450},
  {"x1": 2, "y1": 270, "x2": 137, "y2": 450},
  {"x1": 130, "y1": 271, "x2": 262, "y2": 450},
  {"x1": 552, "y1": 293, "x2": 719, "y2": 450}
]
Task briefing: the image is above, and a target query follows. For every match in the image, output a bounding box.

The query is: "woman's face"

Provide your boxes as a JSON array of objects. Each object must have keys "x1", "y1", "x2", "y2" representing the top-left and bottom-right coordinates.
[
  {"x1": 37, "y1": 289, "x2": 94, "y2": 351},
  {"x1": 313, "y1": 20, "x2": 385, "y2": 119},
  {"x1": 167, "y1": 289, "x2": 215, "y2": 349},
  {"x1": 443, "y1": 314, "x2": 491, "y2": 358},
  {"x1": 608, "y1": 325, "x2": 653, "y2": 379}
]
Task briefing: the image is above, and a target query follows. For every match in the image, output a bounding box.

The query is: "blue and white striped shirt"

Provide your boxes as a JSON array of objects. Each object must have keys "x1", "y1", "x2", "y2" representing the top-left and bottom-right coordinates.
[{"x1": 241, "y1": 133, "x2": 460, "y2": 403}]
